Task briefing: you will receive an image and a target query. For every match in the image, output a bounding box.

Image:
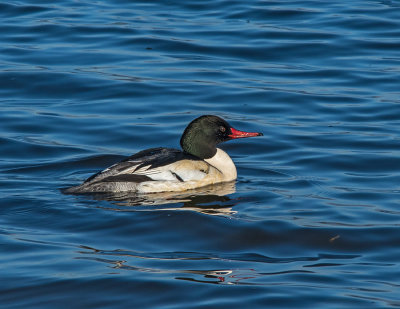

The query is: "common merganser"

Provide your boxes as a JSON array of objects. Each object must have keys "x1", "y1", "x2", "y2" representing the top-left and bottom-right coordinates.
[{"x1": 64, "y1": 115, "x2": 262, "y2": 194}]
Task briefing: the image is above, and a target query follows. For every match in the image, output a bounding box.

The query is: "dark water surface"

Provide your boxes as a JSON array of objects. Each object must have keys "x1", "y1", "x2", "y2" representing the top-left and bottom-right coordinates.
[{"x1": 1, "y1": 0, "x2": 400, "y2": 308}]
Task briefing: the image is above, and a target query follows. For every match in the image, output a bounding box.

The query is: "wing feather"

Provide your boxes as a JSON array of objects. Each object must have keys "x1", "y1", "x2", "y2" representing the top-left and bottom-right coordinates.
[{"x1": 83, "y1": 147, "x2": 208, "y2": 185}]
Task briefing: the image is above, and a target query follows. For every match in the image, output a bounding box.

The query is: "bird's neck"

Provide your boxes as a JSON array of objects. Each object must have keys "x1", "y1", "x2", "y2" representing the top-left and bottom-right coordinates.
[{"x1": 204, "y1": 148, "x2": 237, "y2": 181}]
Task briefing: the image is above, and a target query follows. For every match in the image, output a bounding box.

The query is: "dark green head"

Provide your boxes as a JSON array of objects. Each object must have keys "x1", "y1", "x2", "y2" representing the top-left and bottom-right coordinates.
[{"x1": 180, "y1": 115, "x2": 263, "y2": 159}]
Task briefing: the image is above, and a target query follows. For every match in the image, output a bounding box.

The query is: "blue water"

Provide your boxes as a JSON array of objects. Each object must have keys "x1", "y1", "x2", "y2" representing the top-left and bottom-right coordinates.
[{"x1": 1, "y1": 0, "x2": 400, "y2": 308}]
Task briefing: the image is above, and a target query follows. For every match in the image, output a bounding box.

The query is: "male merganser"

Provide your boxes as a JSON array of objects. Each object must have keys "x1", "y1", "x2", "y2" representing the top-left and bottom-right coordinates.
[{"x1": 64, "y1": 115, "x2": 262, "y2": 194}]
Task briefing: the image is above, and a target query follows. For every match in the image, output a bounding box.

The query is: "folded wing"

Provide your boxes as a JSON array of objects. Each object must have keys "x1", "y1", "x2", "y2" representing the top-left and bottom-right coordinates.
[{"x1": 83, "y1": 147, "x2": 210, "y2": 185}]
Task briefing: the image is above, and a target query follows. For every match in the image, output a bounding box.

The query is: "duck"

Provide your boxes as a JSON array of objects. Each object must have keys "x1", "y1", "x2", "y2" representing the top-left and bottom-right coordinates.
[{"x1": 64, "y1": 115, "x2": 262, "y2": 194}]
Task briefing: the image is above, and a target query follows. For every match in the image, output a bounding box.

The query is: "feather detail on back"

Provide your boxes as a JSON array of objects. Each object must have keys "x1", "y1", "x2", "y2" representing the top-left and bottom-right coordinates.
[
  {"x1": 83, "y1": 148, "x2": 195, "y2": 183},
  {"x1": 64, "y1": 148, "x2": 226, "y2": 193}
]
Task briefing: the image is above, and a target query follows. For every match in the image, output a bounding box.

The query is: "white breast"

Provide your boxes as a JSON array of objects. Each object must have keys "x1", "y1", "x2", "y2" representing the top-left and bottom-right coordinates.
[{"x1": 204, "y1": 148, "x2": 237, "y2": 182}]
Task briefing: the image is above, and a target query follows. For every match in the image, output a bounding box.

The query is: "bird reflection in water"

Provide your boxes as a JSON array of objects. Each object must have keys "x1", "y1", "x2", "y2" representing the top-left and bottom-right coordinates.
[{"x1": 77, "y1": 181, "x2": 238, "y2": 216}]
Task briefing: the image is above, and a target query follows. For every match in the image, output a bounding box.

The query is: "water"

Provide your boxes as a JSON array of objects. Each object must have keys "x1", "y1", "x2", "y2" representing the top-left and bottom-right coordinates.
[{"x1": 1, "y1": 0, "x2": 400, "y2": 307}]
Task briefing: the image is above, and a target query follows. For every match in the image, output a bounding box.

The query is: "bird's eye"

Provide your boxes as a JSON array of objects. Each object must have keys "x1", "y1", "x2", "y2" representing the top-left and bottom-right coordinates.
[{"x1": 219, "y1": 126, "x2": 226, "y2": 133}]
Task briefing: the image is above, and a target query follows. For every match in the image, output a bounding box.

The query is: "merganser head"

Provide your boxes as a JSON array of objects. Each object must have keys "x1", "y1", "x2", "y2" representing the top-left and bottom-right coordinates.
[{"x1": 180, "y1": 115, "x2": 263, "y2": 159}]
